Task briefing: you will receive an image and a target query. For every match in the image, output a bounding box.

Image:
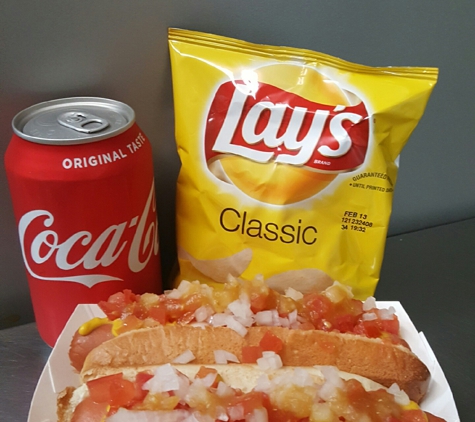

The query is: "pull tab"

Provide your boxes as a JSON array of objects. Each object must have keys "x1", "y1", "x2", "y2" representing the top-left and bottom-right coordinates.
[{"x1": 57, "y1": 111, "x2": 110, "y2": 134}]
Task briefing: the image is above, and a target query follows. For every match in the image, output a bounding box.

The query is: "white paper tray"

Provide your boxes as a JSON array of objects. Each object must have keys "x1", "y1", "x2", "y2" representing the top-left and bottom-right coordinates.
[{"x1": 28, "y1": 302, "x2": 459, "y2": 422}]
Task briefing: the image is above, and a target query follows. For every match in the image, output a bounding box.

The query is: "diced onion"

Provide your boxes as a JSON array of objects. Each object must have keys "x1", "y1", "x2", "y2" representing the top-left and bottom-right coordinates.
[
  {"x1": 324, "y1": 281, "x2": 353, "y2": 303},
  {"x1": 214, "y1": 350, "x2": 240, "y2": 364},
  {"x1": 247, "y1": 408, "x2": 268, "y2": 422},
  {"x1": 388, "y1": 383, "x2": 410, "y2": 405},
  {"x1": 362, "y1": 312, "x2": 377, "y2": 321},
  {"x1": 227, "y1": 297, "x2": 254, "y2": 327},
  {"x1": 228, "y1": 297, "x2": 252, "y2": 319},
  {"x1": 254, "y1": 310, "x2": 273, "y2": 326},
  {"x1": 257, "y1": 351, "x2": 283, "y2": 371},
  {"x1": 254, "y1": 374, "x2": 272, "y2": 393},
  {"x1": 278, "y1": 317, "x2": 290, "y2": 328},
  {"x1": 166, "y1": 280, "x2": 192, "y2": 299},
  {"x1": 210, "y1": 313, "x2": 228, "y2": 327},
  {"x1": 319, "y1": 366, "x2": 344, "y2": 401},
  {"x1": 216, "y1": 381, "x2": 234, "y2": 397},
  {"x1": 379, "y1": 306, "x2": 396, "y2": 320},
  {"x1": 362, "y1": 296, "x2": 377, "y2": 311},
  {"x1": 215, "y1": 406, "x2": 229, "y2": 421},
  {"x1": 143, "y1": 364, "x2": 190, "y2": 395},
  {"x1": 172, "y1": 350, "x2": 196, "y2": 364},
  {"x1": 255, "y1": 310, "x2": 279, "y2": 327},
  {"x1": 291, "y1": 367, "x2": 315, "y2": 387},
  {"x1": 224, "y1": 315, "x2": 248, "y2": 337},
  {"x1": 288, "y1": 310, "x2": 298, "y2": 325},
  {"x1": 227, "y1": 404, "x2": 244, "y2": 421},
  {"x1": 194, "y1": 305, "x2": 213, "y2": 323},
  {"x1": 192, "y1": 372, "x2": 217, "y2": 389},
  {"x1": 284, "y1": 287, "x2": 304, "y2": 301}
]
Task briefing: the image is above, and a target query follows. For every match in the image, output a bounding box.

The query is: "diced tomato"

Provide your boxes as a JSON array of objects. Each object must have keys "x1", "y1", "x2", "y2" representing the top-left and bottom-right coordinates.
[
  {"x1": 302, "y1": 293, "x2": 333, "y2": 327},
  {"x1": 71, "y1": 396, "x2": 109, "y2": 422},
  {"x1": 98, "y1": 300, "x2": 123, "y2": 321},
  {"x1": 177, "y1": 310, "x2": 196, "y2": 324},
  {"x1": 87, "y1": 373, "x2": 136, "y2": 408},
  {"x1": 149, "y1": 304, "x2": 167, "y2": 324},
  {"x1": 108, "y1": 377, "x2": 137, "y2": 408},
  {"x1": 242, "y1": 345, "x2": 263, "y2": 363},
  {"x1": 125, "y1": 373, "x2": 153, "y2": 409},
  {"x1": 259, "y1": 331, "x2": 283, "y2": 353},
  {"x1": 98, "y1": 290, "x2": 139, "y2": 320},
  {"x1": 303, "y1": 293, "x2": 332, "y2": 315},
  {"x1": 87, "y1": 373, "x2": 122, "y2": 403},
  {"x1": 131, "y1": 302, "x2": 149, "y2": 319},
  {"x1": 230, "y1": 391, "x2": 266, "y2": 416},
  {"x1": 250, "y1": 292, "x2": 268, "y2": 313},
  {"x1": 164, "y1": 298, "x2": 184, "y2": 321},
  {"x1": 136, "y1": 372, "x2": 154, "y2": 389},
  {"x1": 124, "y1": 289, "x2": 139, "y2": 302},
  {"x1": 354, "y1": 320, "x2": 382, "y2": 338},
  {"x1": 183, "y1": 293, "x2": 206, "y2": 313},
  {"x1": 380, "y1": 317, "x2": 400, "y2": 335},
  {"x1": 347, "y1": 298, "x2": 364, "y2": 315},
  {"x1": 116, "y1": 314, "x2": 143, "y2": 335},
  {"x1": 195, "y1": 366, "x2": 218, "y2": 378},
  {"x1": 344, "y1": 378, "x2": 367, "y2": 402},
  {"x1": 333, "y1": 313, "x2": 357, "y2": 333}
]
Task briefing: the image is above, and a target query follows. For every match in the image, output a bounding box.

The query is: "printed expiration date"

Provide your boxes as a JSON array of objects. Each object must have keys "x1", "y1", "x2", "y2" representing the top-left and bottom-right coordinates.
[{"x1": 341, "y1": 211, "x2": 373, "y2": 233}]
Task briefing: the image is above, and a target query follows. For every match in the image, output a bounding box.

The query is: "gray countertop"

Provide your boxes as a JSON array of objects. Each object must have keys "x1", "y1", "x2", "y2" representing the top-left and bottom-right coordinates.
[
  {"x1": 0, "y1": 323, "x2": 51, "y2": 421},
  {"x1": 1, "y1": 218, "x2": 474, "y2": 421}
]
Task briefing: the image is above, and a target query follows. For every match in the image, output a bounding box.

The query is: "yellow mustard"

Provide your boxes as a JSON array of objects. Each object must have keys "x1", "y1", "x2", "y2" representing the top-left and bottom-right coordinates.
[{"x1": 78, "y1": 317, "x2": 122, "y2": 336}]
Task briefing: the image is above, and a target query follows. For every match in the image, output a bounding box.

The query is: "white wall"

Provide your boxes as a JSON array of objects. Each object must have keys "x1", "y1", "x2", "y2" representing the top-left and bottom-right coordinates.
[{"x1": 1, "y1": 0, "x2": 474, "y2": 328}]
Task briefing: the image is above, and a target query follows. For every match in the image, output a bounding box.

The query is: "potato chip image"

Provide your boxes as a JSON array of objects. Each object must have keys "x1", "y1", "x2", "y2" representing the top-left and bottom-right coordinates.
[
  {"x1": 179, "y1": 247, "x2": 252, "y2": 284},
  {"x1": 266, "y1": 268, "x2": 333, "y2": 294}
]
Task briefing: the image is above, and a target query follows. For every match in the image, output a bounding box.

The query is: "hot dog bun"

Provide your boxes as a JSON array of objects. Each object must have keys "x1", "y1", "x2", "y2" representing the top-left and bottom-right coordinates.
[
  {"x1": 70, "y1": 278, "x2": 430, "y2": 403},
  {"x1": 80, "y1": 324, "x2": 429, "y2": 403},
  {"x1": 58, "y1": 364, "x2": 443, "y2": 422}
]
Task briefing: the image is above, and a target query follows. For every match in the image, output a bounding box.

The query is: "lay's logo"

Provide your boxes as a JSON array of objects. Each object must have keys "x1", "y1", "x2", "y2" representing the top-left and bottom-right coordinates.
[
  {"x1": 204, "y1": 67, "x2": 369, "y2": 205},
  {"x1": 206, "y1": 80, "x2": 369, "y2": 170}
]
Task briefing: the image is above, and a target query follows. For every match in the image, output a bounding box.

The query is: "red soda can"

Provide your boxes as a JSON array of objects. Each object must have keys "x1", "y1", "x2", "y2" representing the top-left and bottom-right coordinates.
[{"x1": 4, "y1": 97, "x2": 162, "y2": 346}]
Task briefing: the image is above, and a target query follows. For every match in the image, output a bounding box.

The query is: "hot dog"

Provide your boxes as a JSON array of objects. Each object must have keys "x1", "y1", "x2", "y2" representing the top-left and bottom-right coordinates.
[
  {"x1": 69, "y1": 277, "x2": 430, "y2": 403},
  {"x1": 57, "y1": 364, "x2": 444, "y2": 422}
]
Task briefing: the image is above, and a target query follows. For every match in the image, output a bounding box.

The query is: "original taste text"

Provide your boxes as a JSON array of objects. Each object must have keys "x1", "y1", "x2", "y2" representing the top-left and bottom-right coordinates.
[{"x1": 61, "y1": 133, "x2": 147, "y2": 170}]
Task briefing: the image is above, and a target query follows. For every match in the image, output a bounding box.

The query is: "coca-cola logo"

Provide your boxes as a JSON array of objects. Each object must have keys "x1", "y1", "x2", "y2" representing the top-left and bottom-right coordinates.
[
  {"x1": 18, "y1": 183, "x2": 159, "y2": 288},
  {"x1": 204, "y1": 80, "x2": 369, "y2": 172}
]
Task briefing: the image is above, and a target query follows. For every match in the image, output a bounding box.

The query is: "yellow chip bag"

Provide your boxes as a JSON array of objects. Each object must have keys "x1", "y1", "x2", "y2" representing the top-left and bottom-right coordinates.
[{"x1": 168, "y1": 28, "x2": 438, "y2": 299}]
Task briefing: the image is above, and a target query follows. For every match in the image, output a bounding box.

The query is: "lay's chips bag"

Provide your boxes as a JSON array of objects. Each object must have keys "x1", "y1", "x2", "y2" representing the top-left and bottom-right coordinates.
[{"x1": 168, "y1": 28, "x2": 438, "y2": 299}]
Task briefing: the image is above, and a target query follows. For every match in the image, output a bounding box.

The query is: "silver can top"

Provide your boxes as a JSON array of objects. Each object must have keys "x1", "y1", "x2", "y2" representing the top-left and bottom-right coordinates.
[{"x1": 12, "y1": 97, "x2": 135, "y2": 145}]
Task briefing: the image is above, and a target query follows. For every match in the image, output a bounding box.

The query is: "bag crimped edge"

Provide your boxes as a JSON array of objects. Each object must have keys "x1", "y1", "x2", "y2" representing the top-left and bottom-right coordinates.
[{"x1": 168, "y1": 28, "x2": 438, "y2": 80}]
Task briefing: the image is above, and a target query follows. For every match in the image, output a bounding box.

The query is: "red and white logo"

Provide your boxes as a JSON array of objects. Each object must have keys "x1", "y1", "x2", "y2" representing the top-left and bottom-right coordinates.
[
  {"x1": 204, "y1": 79, "x2": 369, "y2": 173},
  {"x1": 18, "y1": 182, "x2": 159, "y2": 288}
]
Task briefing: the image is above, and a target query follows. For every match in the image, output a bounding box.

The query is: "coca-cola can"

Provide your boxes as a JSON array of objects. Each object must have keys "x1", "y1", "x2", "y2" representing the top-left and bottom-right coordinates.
[{"x1": 4, "y1": 97, "x2": 162, "y2": 346}]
